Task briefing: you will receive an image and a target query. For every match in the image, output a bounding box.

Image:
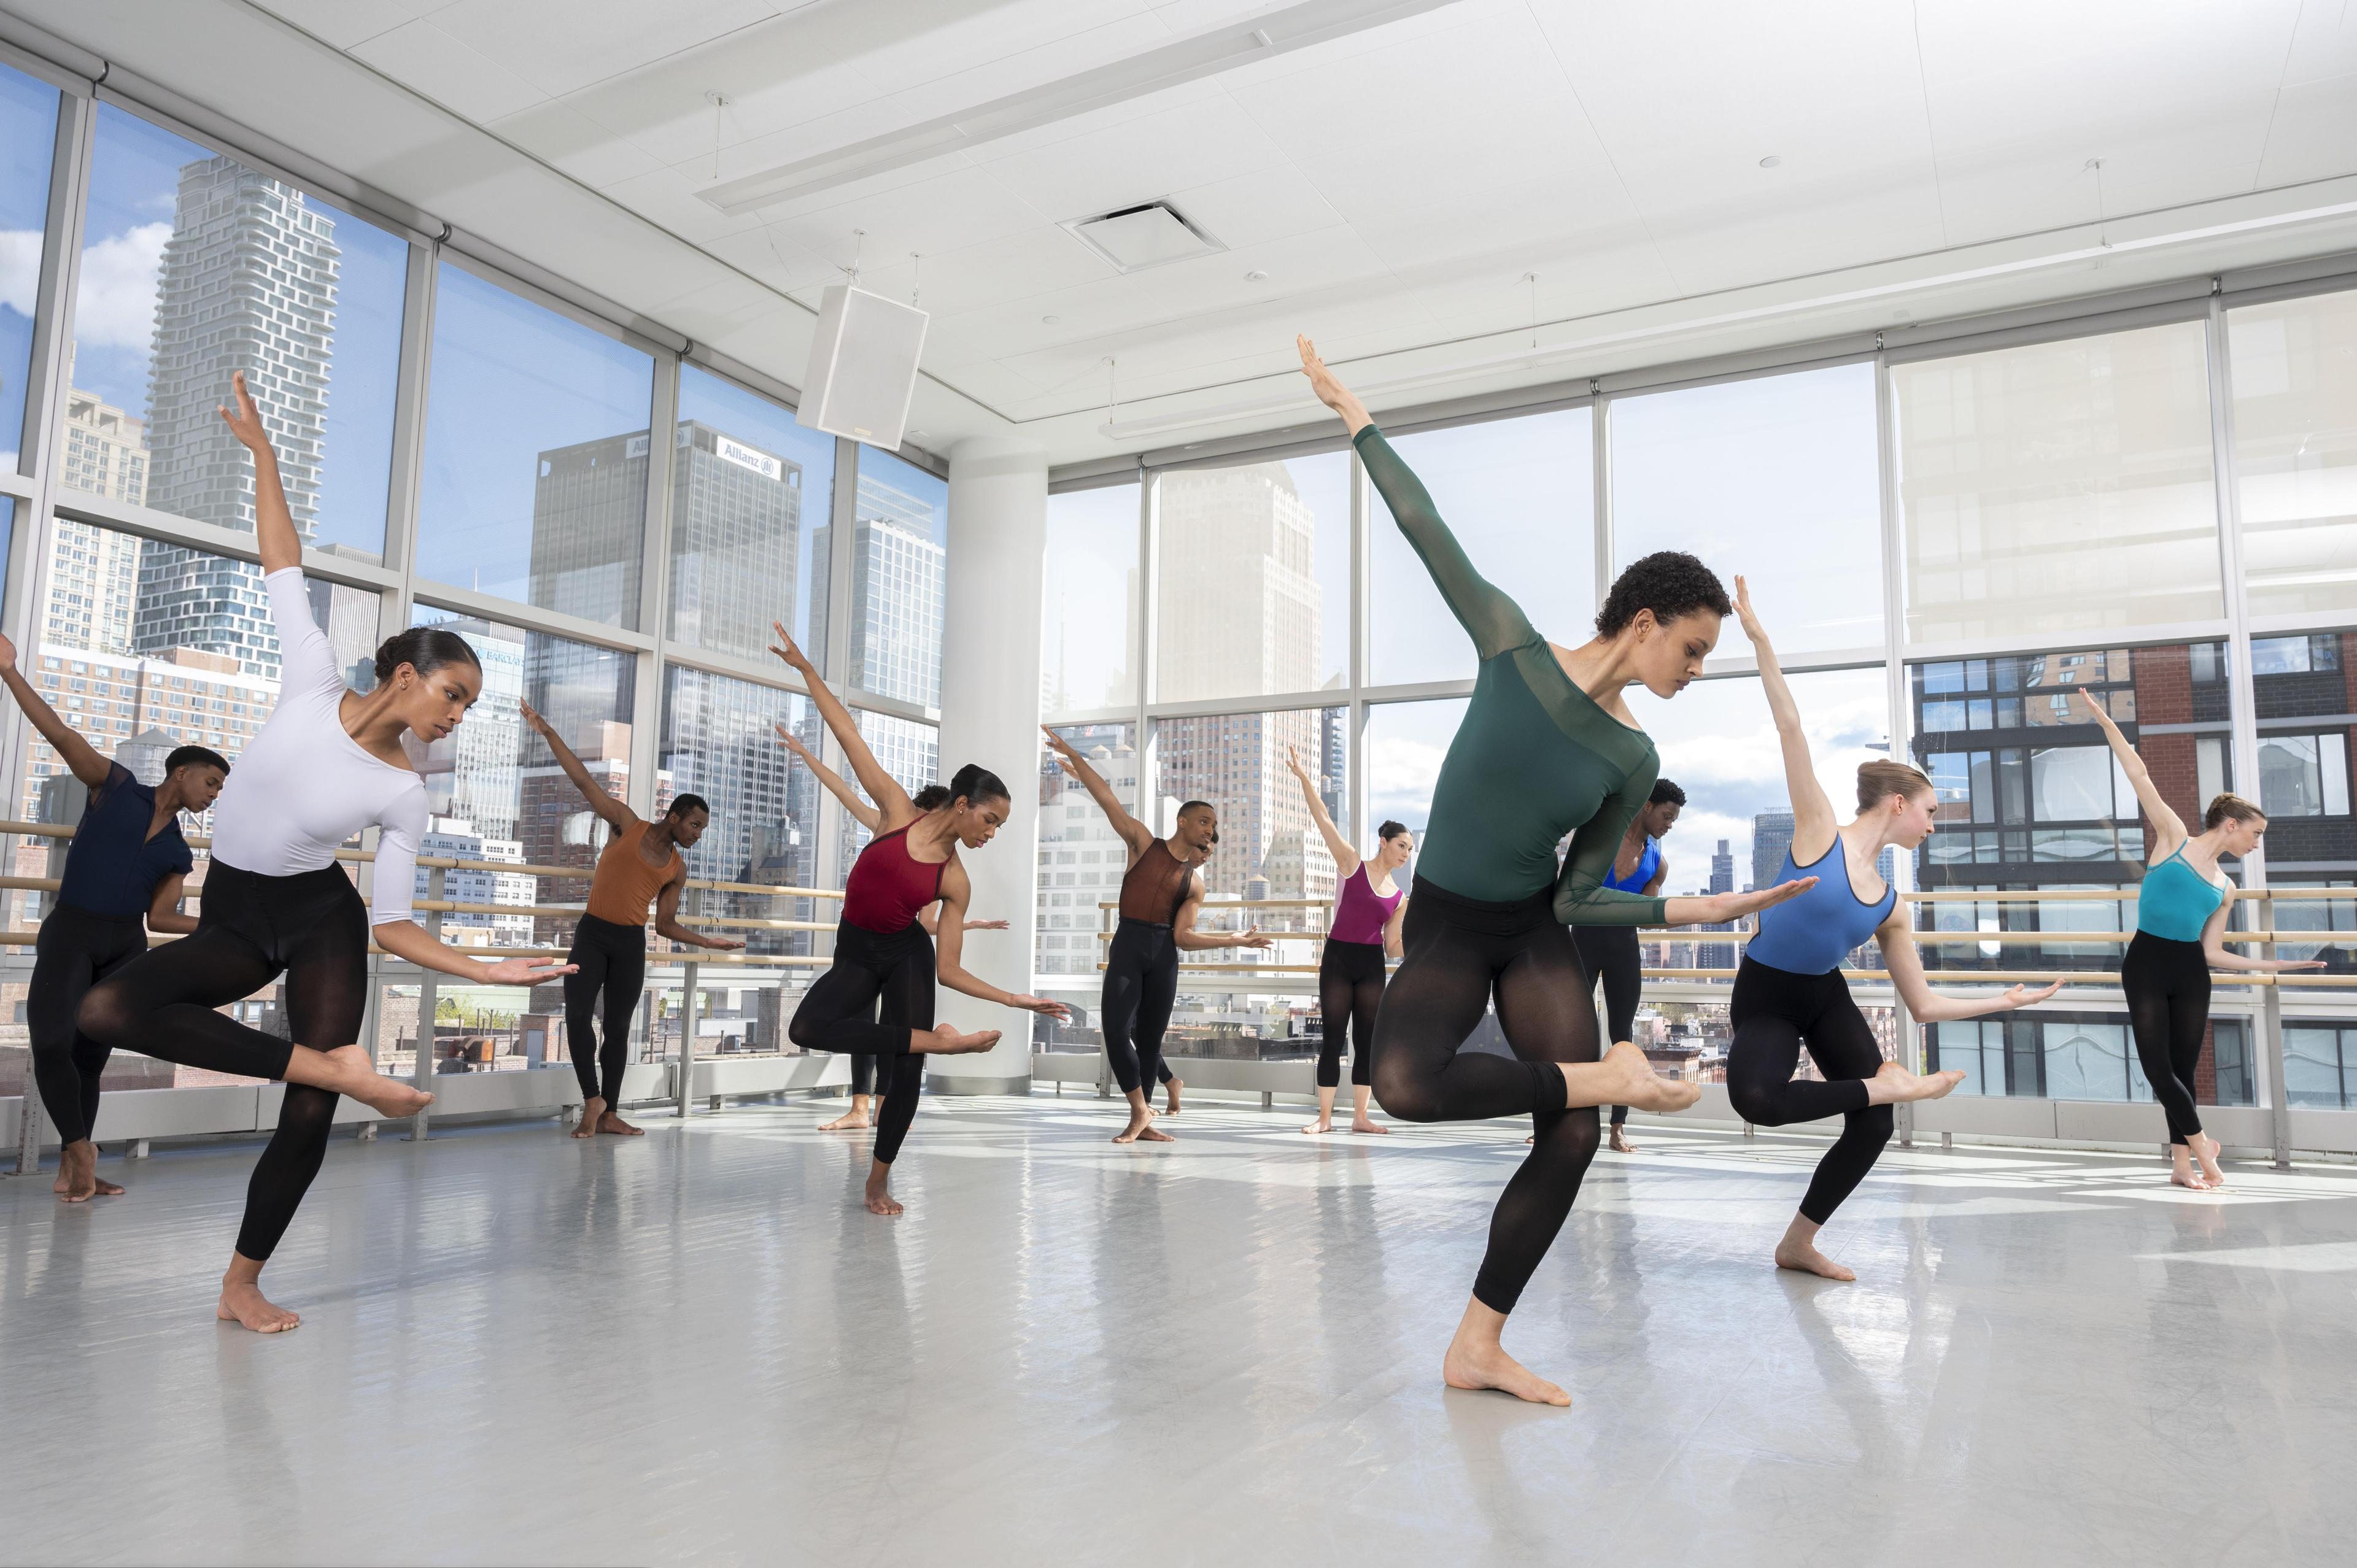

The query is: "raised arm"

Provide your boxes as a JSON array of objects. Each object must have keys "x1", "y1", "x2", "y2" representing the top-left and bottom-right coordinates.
[
  {"x1": 932, "y1": 859, "x2": 1068, "y2": 1019},
  {"x1": 1286, "y1": 744, "x2": 1359, "y2": 879},
  {"x1": 770, "y1": 623, "x2": 915, "y2": 830},
  {"x1": 2075, "y1": 687, "x2": 2186, "y2": 859},
  {"x1": 1042, "y1": 726, "x2": 1155, "y2": 857},
  {"x1": 776, "y1": 724, "x2": 880, "y2": 833},
  {"x1": 217, "y1": 371, "x2": 301, "y2": 575},
  {"x1": 521, "y1": 698, "x2": 637, "y2": 834},
  {"x1": 1878, "y1": 899, "x2": 2064, "y2": 1021},
  {"x1": 1735, "y1": 576, "x2": 1836, "y2": 851},
  {"x1": 1299, "y1": 337, "x2": 1535, "y2": 661},
  {"x1": 0, "y1": 631, "x2": 111, "y2": 788}
]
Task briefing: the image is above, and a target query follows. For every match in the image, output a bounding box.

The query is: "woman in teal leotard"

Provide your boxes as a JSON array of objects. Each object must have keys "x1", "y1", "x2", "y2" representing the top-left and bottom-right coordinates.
[{"x1": 1299, "y1": 337, "x2": 1816, "y2": 1407}]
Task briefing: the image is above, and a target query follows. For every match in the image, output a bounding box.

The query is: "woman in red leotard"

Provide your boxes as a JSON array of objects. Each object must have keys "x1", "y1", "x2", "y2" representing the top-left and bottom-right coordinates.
[{"x1": 772, "y1": 624, "x2": 1067, "y2": 1216}]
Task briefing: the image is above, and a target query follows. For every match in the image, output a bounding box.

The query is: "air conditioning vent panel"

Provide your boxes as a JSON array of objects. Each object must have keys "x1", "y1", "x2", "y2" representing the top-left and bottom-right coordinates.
[{"x1": 1064, "y1": 201, "x2": 1226, "y2": 272}]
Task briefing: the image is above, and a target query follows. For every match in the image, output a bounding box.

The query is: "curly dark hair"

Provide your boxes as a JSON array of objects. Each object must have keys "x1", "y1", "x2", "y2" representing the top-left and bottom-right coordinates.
[{"x1": 1595, "y1": 551, "x2": 1733, "y2": 638}]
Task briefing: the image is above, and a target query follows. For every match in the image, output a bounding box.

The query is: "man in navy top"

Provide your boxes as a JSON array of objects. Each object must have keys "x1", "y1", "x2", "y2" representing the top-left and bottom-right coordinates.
[{"x1": 0, "y1": 631, "x2": 227, "y2": 1201}]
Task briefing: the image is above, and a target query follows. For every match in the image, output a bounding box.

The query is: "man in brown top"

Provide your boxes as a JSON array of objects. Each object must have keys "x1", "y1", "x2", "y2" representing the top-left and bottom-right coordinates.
[{"x1": 1044, "y1": 728, "x2": 1269, "y2": 1143}]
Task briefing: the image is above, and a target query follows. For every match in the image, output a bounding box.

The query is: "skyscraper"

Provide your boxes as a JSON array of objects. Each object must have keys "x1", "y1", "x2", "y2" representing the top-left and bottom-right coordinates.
[
  {"x1": 1697, "y1": 837, "x2": 1737, "y2": 972},
  {"x1": 667, "y1": 422, "x2": 802, "y2": 660},
  {"x1": 1752, "y1": 809, "x2": 1795, "y2": 893},
  {"x1": 660, "y1": 665, "x2": 807, "y2": 954},
  {"x1": 1036, "y1": 727, "x2": 1138, "y2": 979},
  {"x1": 59, "y1": 379, "x2": 147, "y2": 506},
  {"x1": 417, "y1": 615, "x2": 525, "y2": 844},
  {"x1": 135, "y1": 158, "x2": 339, "y2": 679},
  {"x1": 810, "y1": 469, "x2": 946, "y2": 709},
  {"x1": 529, "y1": 430, "x2": 647, "y2": 629}
]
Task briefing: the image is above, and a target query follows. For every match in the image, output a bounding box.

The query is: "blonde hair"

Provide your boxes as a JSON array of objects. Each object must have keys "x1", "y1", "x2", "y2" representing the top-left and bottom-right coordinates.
[
  {"x1": 1857, "y1": 760, "x2": 1933, "y2": 814},
  {"x1": 2204, "y1": 792, "x2": 2264, "y2": 831}
]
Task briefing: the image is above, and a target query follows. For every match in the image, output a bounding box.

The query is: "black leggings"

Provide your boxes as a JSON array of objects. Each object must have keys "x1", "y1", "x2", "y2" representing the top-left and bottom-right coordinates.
[
  {"x1": 789, "y1": 920, "x2": 935, "y2": 1164},
  {"x1": 1724, "y1": 957, "x2": 1889, "y2": 1226},
  {"x1": 1369, "y1": 879, "x2": 1583, "y2": 1316},
  {"x1": 1101, "y1": 918, "x2": 1177, "y2": 1095},
  {"x1": 1573, "y1": 923, "x2": 1639, "y2": 1127},
  {"x1": 29, "y1": 903, "x2": 149, "y2": 1146},
  {"x1": 563, "y1": 914, "x2": 646, "y2": 1108},
  {"x1": 1317, "y1": 937, "x2": 1385, "y2": 1089},
  {"x1": 77, "y1": 861, "x2": 368, "y2": 1261},
  {"x1": 2123, "y1": 930, "x2": 2211, "y2": 1146}
]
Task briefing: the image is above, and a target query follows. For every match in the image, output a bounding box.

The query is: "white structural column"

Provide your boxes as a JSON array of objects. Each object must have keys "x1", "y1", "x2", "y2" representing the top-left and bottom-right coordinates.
[{"x1": 929, "y1": 435, "x2": 1049, "y2": 1094}]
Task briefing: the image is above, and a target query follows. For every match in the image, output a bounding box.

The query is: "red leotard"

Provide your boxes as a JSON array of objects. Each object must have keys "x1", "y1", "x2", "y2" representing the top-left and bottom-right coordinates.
[{"x1": 842, "y1": 827, "x2": 945, "y2": 933}]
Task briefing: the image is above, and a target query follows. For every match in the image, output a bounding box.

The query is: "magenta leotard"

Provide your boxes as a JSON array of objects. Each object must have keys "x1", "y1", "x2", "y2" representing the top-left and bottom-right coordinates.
[{"x1": 1329, "y1": 862, "x2": 1406, "y2": 946}]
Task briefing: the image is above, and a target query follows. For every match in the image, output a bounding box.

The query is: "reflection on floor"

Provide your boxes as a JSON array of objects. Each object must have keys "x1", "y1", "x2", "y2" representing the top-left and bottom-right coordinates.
[{"x1": 4, "y1": 1097, "x2": 2354, "y2": 1566}]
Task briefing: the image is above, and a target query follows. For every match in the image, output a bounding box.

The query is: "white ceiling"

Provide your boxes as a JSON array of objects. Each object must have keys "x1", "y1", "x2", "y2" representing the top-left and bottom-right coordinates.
[{"x1": 21, "y1": 0, "x2": 2357, "y2": 465}]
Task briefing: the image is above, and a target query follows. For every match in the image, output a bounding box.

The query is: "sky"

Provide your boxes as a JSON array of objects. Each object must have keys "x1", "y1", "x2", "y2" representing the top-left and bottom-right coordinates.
[{"x1": 0, "y1": 61, "x2": 57, "y2": 468}]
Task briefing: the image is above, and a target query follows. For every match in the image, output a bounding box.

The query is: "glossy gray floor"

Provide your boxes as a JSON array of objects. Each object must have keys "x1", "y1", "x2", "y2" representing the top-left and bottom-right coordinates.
[{"x1": 4, "y1": 1095, "x2": 2354, "y2": 1566}]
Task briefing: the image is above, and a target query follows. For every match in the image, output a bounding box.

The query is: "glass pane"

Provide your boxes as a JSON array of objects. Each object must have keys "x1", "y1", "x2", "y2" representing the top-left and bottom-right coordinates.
[
  {"x1": 1612, "y1": 363, "x2": 1881, "y2": 657},
  {"x1": 1371, "y1": 408, "x2": 1592, "y2": 686},
  {"x1": 2283, "y1": 1026, "x2": 2348, "y2": 1108},
  {"x1": 409, "y1": 602, "x2": 635, "y2": 948},
  {"x1": 1042, "y1": 483, "x2": 1139, "y2": 716},
  {"x1": 1035, "y1": 721, "x2": 1140, "y2": 980},
  {"x1": 1364, "y1": 698, "x2": 1468, "y2": 870},
  {"x1": 419, "y1": 263, "x2": 654, "y2": 624},
  {"x1": 2252, "y1": 631, "x2": 2357, "y2": 936},
  {"x1": 841, "y1": 709, "x2": 940, "y2": 868},
  {"x1": 828, "y1": 446, "x2": 945, "y2": 709},
  {"x1": 670, "y1": 365, "x2": 834, "y2": 663},
  {"x1": 1893, "y1": 322, "x2": 2223, "y2": 642},
  {"x1": 70, "y1": 103, "x2": 405, "y2": 557},
  {"x1": 659, "y1": 667, "x2": 824, "y2": 960},
  {"x1": 1153, "y1": 706, "x2": 1346, "y2": 914},
  {"x1": 1156, "y1": 451, "x2": 1348, "y2": 702},
  {"x1": 2229, "y1": 290, "x2": 2357, "y2": 617},
  {"x1": 0, "y1": 63, "x2": 58, "y2": 468}
]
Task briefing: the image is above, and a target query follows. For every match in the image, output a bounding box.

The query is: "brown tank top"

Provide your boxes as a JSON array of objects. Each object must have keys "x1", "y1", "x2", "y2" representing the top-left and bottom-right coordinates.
[
  {"x1": 585, "y1": 821, "x2": 681, "y2": 927},
  {"x1": 1118, "y1": 839, "x2": 1194, "y2": 925}
]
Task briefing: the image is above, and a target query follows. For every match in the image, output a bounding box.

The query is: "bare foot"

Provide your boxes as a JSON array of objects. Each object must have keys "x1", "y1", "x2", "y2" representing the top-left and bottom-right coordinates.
[
  {"x1": 571, "y1": 1097, "x2": 606, "y2": 1138},
  {"x1": 317, "y1": 1044, "x2": 433, "y2": 1119},
  {"x1": 1595, "y1": 1041, "x2": 1701, "y2": 1113},
  {"x1": 1774, "y1": 1238, "x2": 1857, "y2": 1282},
  {"x1": 818, "y1": 1108, "x2": 872, "y2": 1131},
  {"x1": 1163, "y1": 1076, "x2": 1183, "y2": 1115},
  {"x1": 1349, "y1": 1118, "x2": 1388, "y2": 1135},
  {"x1": 915, "y1": 1024, "x2": 1000, "y2": 1055},
  {"x1": 1301, "y1": 1117, "x2": 1334, "y2": 1135},
  {"x1": 1442, "y1": 1338, "x2": 1569, "y2": 1407},
  {"x1": 217, "y1": 1276, "x2": 300, "y2": 1333},
  {"x1": 88, "y1": 1175, "x2": 125, "y2": 1195},
  {"x1": 55, "y1": 1142, "x2": 98, "y2": 1203},
  {"x1": 864, "y1": 1168, "x2": 904, "y2": 1216},
  {"x1": 1609, "y1": 1124, "x2": 1638, "y2": 1154},
  {"x1": 1870, "y1": 1059, "x2": 1967, "y2": 1104},
  {"x1": 2193, "y1": 1133, "x2": 2228, "y2": 1189},
  {"x1": 595, "y1": 1111, "x2": 643, "y2": 1137},
  {"x1": 2170, "y1": 1163, "x2": 2215, "y2": 1192},
  {"x1": 1114, "y1": 1108, "x2": 1173, "y2": 1144}
]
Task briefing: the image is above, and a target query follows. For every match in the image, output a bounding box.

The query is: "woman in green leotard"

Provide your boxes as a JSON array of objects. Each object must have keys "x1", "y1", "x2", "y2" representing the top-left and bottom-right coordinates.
[{"x1": 1299, "y1": 336, "x2": 1816, "y2": 1407}]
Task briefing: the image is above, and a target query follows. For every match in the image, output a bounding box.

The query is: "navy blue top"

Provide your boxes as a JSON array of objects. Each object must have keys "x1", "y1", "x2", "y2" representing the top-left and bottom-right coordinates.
[
  {"x1": 56, "y1": 763, "x2": 193, "y2": 919},
  {"x1": 1604, "y1": 836, "x2": 1661, "y2": 894},
  {"x1": 1745, "y1": 836, "x2": 1896, "y2": 976}
]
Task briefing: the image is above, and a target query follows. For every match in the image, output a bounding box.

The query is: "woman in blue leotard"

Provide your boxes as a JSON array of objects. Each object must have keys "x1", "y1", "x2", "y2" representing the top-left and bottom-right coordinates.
[{"x1": 1573, "y1": 778, "x2": 1682, "y2": 1151}]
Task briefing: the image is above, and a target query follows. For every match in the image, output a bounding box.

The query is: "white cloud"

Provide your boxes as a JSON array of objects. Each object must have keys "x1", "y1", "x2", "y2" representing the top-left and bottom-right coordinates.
[
  {"x1": 0, "y1": 231, "x2": 41, "y2": 319},
  {"x1": 71, "y1": 222, "x2": 169, "y2": 349},
  {"x1": 1368, "y1": 733, "x2": 1449, "y2": 821}
]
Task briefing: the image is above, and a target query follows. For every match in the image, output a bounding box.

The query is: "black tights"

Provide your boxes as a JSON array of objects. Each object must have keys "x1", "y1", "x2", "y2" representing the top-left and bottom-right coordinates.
[
  {"x1": 789, "y1": 920, "x2": 934, "y2": 1164},
  {"x1": 28, "y1": 905, "x2": 149, "y2": 1146},
  {"x1": 77, "y1": 862, "x2": 368, "y2": 1261},
  {"x1": 1573, "y1": 923, "x2": 1640, "y2": 1127},
  {"x1": 1317, "y1": 937, "x2": 1385, "y2": 1089},
  {"x1": 1369, "y1": 880, "x2": 1585, "y2": 1316},
  {"x1": 563, "y1": 914, "x2": 645, "y2": 1109},
  {"x1": 2123, "y1": 931, "x2": 2211, "y2": 1146},
  {"x1": 1101, "y1": 918, "x2": 1178, "y2": 1096},
  {"x1": 1724, "y1": 958, "x2": 1890, "y2": 1226}
]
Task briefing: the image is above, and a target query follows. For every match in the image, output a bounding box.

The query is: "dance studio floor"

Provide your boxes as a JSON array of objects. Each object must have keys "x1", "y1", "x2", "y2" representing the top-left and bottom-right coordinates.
[{"x1": 4, "y1": 1094, "x2": 2354, "y2": 1566}]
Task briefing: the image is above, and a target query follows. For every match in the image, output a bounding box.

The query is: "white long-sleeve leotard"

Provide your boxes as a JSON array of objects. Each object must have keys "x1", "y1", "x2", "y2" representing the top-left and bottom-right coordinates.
[{"x1": 207, "y1": 568, "x2": 428, "y2": 926}]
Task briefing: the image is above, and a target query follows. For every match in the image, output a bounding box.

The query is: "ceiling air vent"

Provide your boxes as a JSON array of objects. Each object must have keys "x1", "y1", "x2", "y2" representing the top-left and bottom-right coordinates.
[{"x1": 1064, "y1": 201, "x2": 1226, "y2": 273}]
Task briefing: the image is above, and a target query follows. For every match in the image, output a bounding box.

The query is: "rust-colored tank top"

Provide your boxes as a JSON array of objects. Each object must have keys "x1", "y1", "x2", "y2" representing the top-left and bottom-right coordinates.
[
  {"x1": 1118, "y1": 840, "x2": 1195, "y2": 925},
  {"x1": 585, "y1": 821, "x2": 681, "y2": 927}
]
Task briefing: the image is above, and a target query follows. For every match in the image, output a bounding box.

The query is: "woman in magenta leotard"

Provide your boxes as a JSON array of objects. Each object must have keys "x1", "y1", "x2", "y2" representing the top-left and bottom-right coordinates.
[
  {"x1": 771, "y1": 624, "x2": 1067, "y2": 1216},
  {"x1": 1285, "y1": 745, "x2": 1409, "y2": 1134}
]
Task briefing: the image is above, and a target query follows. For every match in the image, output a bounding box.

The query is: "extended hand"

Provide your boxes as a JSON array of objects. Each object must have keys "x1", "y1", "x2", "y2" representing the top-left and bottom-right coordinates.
[
  {"x1": 1296, "y1": 334, "x2": 1359, "y2": 418},
  {"x1": 705, "y1": 937, "x2": 748, "y2": 951},
  {"x1": 1732, "y1": 574, "x2": 1768, "y2": 644},
  {"x1": 2279, "y1": 959, "x2": 2331, "y2": 971},
  {"x1": 2005, "y1": 979, "x2": 2065, "y2": 1006},
  {"x1": 969, "y1": 918, "x2": 1011, "y2": 930},
  {"x1": 481, "y1": 956, "x2": 575, "y2": 986},
  {"x1": 1235, "y1": 925, "x2": 1272, "y2": 950},
  {"x1": 215, "y1": 369, "x2": 270, "y2": 454},
  {"x1": 1714, "y1": 878, "x2": 1817, "y2": 922},
  {"x1": 767, "y1": 620, "x2": 811, "y2": 672},
  {"x1": 518, "y1": 698, "x2": 551, "y2": 736},
  {"x1": 773, "y1": 722, "x2": 811, "y2": 759},
  {"x1": 1008, "y1": 993, "x2": 1071, "y2": 1020}
]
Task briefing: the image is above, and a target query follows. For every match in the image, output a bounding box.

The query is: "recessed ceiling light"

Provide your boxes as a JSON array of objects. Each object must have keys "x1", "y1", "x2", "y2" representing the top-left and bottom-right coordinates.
[
  {"x1": 1042, "y1": 315, "x2": 1061, "y2": 325},
  {"x1": 1759, "y1": 155, "x2": 1782, "y2": 168},
  {"x1": 1245, "y1": 269, "x2": 1269, "y2": 282}
]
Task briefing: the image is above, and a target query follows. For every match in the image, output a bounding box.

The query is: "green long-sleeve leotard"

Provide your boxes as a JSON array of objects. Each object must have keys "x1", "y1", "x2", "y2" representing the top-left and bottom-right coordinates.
[{"x1": 1357, "y1": 423, "x2": 1666, "y2": 926}]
